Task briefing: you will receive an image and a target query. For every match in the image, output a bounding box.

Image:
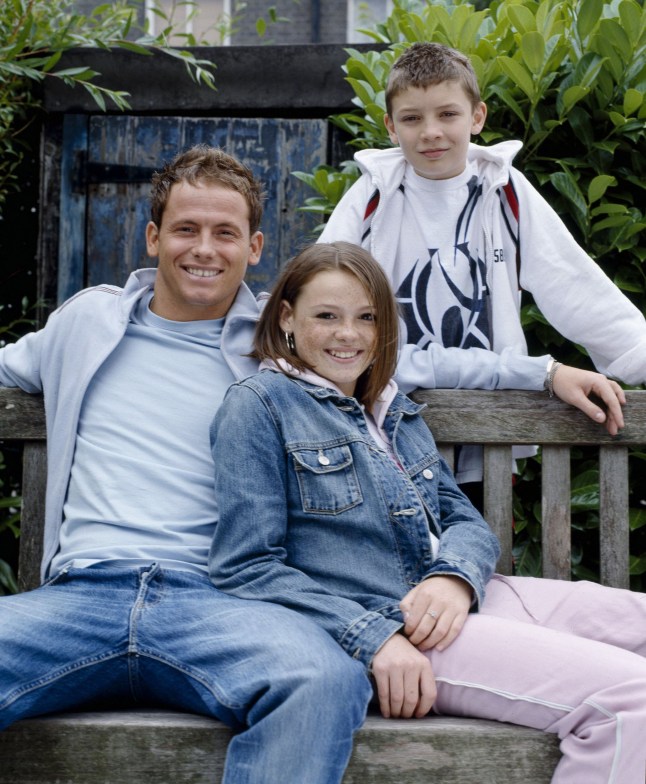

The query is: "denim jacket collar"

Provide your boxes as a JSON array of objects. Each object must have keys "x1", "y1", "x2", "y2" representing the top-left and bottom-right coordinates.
[{"x1": 259, "y1": 360, "x2": 425, "y2": 423}]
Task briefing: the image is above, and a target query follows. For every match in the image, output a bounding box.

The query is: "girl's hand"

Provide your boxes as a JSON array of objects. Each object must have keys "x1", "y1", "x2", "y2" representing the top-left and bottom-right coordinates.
[
  {"x1": 400, "y1": 575, "x2": 472, "y2": 652},
  {"x1": 552, "y1": 365, "x2": 625, "y2": 436},
  {"x1": 371, "y1": 633, "x2": 436, "y2": 718}
]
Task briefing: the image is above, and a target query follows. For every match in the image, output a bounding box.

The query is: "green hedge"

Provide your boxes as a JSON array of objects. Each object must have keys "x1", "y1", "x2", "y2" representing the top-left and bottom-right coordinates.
[{"x1": 294, "y1": 0, "x2": 646, "y2": 586}]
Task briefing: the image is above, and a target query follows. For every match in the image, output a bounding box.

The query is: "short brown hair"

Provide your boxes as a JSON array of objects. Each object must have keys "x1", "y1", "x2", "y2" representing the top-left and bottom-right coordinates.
[
  {"x1": 254, "y1": 242, "x2": 400, "y2": 410},
  {"x1": 386, "y1": 42, "x2": 482, "y2": 115},
  {"x1": 150, "y1": 144, "x2": 265, "y2": 234}
]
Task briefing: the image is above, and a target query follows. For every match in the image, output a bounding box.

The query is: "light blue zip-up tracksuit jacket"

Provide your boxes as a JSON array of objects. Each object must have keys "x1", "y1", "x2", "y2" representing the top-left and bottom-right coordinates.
[{"x1": 0, "y1": 269, "x2": 260, "y2": 582}]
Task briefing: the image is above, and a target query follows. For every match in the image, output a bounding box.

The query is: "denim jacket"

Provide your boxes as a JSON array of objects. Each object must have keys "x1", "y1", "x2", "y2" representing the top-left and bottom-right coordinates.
[{"x1": 209, "y1": 369, "x2": 500, "y2": 669}]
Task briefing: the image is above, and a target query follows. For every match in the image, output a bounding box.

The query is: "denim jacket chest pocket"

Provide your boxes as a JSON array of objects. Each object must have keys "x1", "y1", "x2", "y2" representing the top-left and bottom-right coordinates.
[{"x1": 291, "y1": 445, "x2": 363, "y2": 514}]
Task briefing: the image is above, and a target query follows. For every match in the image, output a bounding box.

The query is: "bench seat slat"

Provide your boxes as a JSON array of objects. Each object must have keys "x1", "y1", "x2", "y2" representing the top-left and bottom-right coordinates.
[{"x1": 0, "y1": 710, "x2": 561, "y2": 784}]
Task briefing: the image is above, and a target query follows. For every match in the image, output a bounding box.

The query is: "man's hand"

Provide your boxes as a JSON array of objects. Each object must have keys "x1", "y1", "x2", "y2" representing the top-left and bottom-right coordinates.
[
  {"x1": 552, "y1": 365, "x2": 625, "y2": 436},
  {"x1": 400, "y1": 575, "x2": 472, "y2": 652},
  {"x1": 371, "y1": 634, "x2": 436, "y2": 718}
]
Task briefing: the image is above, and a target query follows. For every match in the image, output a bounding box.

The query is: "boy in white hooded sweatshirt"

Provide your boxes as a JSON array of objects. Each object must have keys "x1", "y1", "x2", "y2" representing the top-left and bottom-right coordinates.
[{"x1": 319, "y1": 42, "x2": 644, "y2": 484}]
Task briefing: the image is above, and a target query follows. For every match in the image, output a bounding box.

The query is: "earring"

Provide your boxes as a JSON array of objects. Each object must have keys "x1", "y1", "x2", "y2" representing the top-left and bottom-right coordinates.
[{"x1": 285, "y1": 332, "x2": 296, "y2": 353}]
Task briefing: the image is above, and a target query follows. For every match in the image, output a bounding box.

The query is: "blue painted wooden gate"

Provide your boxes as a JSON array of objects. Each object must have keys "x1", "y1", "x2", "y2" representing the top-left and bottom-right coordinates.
[{"x1": 57, "y1": 114, "x2": 328, "y2": 304}]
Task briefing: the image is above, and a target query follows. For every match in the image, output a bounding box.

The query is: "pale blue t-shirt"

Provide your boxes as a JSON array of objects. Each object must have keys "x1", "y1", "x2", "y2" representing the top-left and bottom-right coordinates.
[{"x1": 50, "y1": 292, "x2": 236, "y2": 576}]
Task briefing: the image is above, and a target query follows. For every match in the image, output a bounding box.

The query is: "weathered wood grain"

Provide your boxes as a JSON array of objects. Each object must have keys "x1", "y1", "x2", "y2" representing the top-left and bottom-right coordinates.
[
  {"x1": 413, "y1": 389, "x2": 646, "y2": 588},
  {"x1": 412, "y1": 389, "x2": 646, "y2": 445},
  {"x1": 541, "y1": 446, "x2": 571, "y2": 581},
  {"x1": 0, "y1": 711, "x2": 561, "y2": 784},
  {"x1": 17, "y1": 442, "x2": 47, "y2": 592},
  {"x1": 0, "y1": 388, "x2": 45, "y2": 438},
  {"x1": 56, "y1": 115, "x2": 327, "y2": 305},
  {"x1": 483, "y1": 445, "x2": 514, "y2": 574},
  {"x1": 1, "y1": 388, "x2": 47, "y2": 589},
  {"x1": 599, "y1": 446, "x2": 630, "y2": 589}
]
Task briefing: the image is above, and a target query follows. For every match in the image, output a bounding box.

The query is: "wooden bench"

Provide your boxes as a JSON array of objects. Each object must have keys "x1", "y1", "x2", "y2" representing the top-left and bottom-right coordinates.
[{"x1": 1, "y1": 385, "x2": 645, "y2": 783}]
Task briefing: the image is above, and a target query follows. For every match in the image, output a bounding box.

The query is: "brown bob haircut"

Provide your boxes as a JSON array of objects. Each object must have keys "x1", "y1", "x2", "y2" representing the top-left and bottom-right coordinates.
[
  {"x1": 253, "y1": 241, "x2": 400, "y2": 411},
  {"x1": 149, "y1": 144, "x2": 265, "y2": 234},
  {"x1": 386, "y1": 42, "x2": 482, "y2": 116}
]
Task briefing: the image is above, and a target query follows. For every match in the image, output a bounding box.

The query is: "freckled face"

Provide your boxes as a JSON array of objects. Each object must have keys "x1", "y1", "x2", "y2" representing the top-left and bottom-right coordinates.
[
  {"x1": 279, "y1": 270, "x2": 377, "y2": 397},
  {"x1": 385, "y1": 81, "x2": 487, "y2": 180},
  {"x1": 145, "y1": 181, "x2": 263, "y2": 321}
]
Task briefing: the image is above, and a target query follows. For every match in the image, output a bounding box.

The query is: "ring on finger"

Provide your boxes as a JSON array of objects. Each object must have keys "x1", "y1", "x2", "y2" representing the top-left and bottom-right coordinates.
[{"x1": 426, "y1": 610, "x2": 438, "y2": 619}]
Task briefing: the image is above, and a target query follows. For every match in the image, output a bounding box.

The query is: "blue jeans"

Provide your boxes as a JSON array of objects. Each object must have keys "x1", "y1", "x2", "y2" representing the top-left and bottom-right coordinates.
[{"x1": 0, "y1": 564, "x2": 371, "y2": 783}]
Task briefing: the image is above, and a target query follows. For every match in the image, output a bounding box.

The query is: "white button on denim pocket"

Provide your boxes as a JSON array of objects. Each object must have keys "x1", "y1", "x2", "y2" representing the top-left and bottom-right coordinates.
[
  {"x1": 423, "y1": 468, "x2": 434, "y2": 480},
  {"x1": 318, "y1": 451, "x2": 330, "y2": 466}
]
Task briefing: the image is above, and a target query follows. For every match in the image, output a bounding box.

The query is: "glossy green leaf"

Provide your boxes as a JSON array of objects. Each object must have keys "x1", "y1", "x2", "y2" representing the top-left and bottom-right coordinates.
[
  {"x1": 613, "y1": 271, "x2": 646, "y2": 292},
  {"x1": 588, "y1": 175, "x2": 617, "y2": 204},
  {"x1": 596, "y1": 18, "x2": 631, "y2": 54},
  {"x1": 560, "y1": 85, "x2": 589, "y2": 114},
  {"x1": 346, "y1": 77, "x2": 375, "y2": 108},
  {"x1": 591, "y1": 214, "x2": 632, "y2": 232},
  {"x1": 520, "y1": 31, "x2": 545, "y2": 74},
  {"x1": 506, "y1": 4, "x2": 536, "y2": 34},
  {"x1": 487, "y1": 83, "x2": 527, "y2": 123},
  {"x1": 549, "y1": 171, "x2": 588, "y2": 228},
  {"x1": 618, "y1": 0, "x2": 643, "y2": 46},
  {"x1": 624, "y1": 88, "x2": 643, "y2": 116},
  {"x1": 0, "y1": 560, "x2": 18, "y2": 595},
  {"x1": 608, "y1": 111, "x2": 627, "y2": 127},
  {"x1": 577, "y1": 0, "x2": 603, "y2": 40},
  {"x1": 590, "y1": 203, "x2": 629, "y2": 217},
  {"x1": 629, "y1": 508, "x2": 646, "y2": 532},
  {"x1": 573, "y1": 52, "x2": 606, "y2": 91},
  {"x1": 497, "y1": 56, "x2": 535, "y2": 98}
]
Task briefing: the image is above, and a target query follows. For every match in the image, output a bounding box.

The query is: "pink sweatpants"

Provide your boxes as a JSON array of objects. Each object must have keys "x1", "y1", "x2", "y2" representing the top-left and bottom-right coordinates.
[{"x1": 426, "y1": 576, "x2": 646, "y2": 784}]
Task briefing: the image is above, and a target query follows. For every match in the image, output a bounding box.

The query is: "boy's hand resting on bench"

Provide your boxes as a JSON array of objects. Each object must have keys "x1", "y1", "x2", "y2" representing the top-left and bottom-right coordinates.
[{"x1": 552, "y1": 366, "x2": 625, "y2": 436}]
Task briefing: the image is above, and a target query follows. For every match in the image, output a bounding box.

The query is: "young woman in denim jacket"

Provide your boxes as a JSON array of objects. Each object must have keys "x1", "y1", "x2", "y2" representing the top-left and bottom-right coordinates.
[{"x1": 209, "y1": 242, "x2": 646, "y2": 784}]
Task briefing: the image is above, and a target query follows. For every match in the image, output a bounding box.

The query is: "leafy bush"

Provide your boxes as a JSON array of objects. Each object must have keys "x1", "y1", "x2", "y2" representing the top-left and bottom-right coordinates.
[
  {"x1": 0, "y1": 0, "x2": 219, "y2": 214},
  {"x1": 294, "y1": 0, "x2": 646, "y2": 585}
]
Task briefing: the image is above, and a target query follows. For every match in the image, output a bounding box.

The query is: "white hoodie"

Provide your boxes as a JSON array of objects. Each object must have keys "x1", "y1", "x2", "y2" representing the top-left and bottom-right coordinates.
[{"x1": 320, "y1": 142, "x2": 646, "y2": 391}]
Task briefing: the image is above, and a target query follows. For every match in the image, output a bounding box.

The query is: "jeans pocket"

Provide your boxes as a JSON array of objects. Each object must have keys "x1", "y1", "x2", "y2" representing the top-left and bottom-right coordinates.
[{"x1": 292, "y1": 445, "x2": 363, "y2": 514}]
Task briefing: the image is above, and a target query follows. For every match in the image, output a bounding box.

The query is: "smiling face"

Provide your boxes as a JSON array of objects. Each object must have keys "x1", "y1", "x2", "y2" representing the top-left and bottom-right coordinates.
[
  {"x1": 279, "y1": 269, "x2": 377, "y2": 397},
  {"x1": 145, "y1": 180, "x2": 263, "y2": 321},
  {"x1": 384, "y1": 80, "x2": 486, "y2": 181}
]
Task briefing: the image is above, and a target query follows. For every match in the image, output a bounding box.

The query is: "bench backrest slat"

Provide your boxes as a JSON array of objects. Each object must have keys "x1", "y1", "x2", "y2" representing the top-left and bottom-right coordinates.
[
  {"x1": 482, "y1": 445, "x2": 514, "y2": 574},
  {"x1": 541, "y1": 445, "x2": 571, "y2": 581},
  {"x1": 18, "y1": 443, "x2": 47, "y2": 592},
  {"x1": 599, "y1": 446, "x2": 630, "y2": 589}
]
